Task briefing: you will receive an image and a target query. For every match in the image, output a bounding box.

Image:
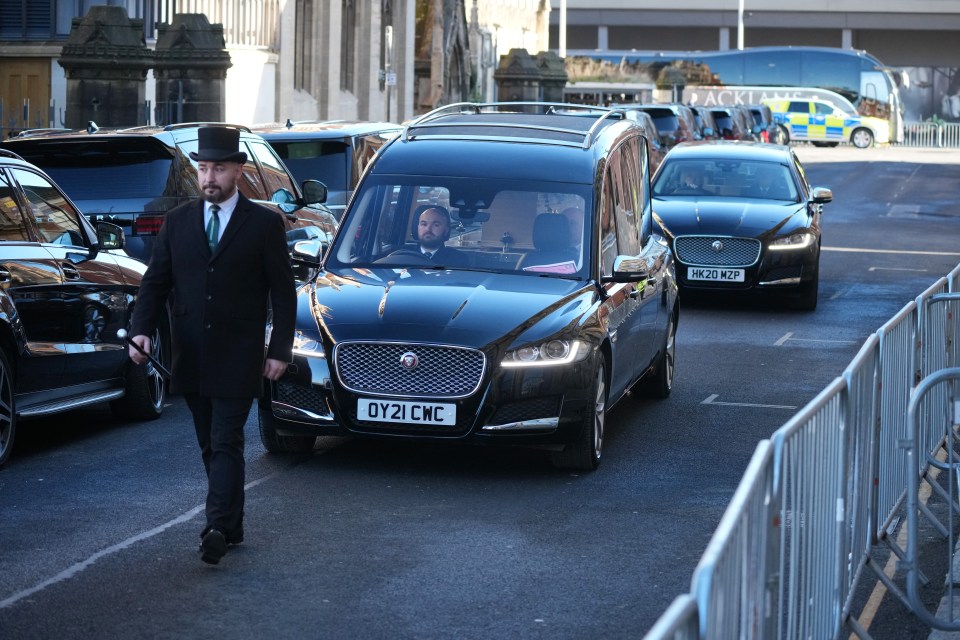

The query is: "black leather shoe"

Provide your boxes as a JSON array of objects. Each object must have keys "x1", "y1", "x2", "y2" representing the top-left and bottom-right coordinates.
[
  {"x1": 226, "y1": 529, "x2": 243, "y2": 546},
  {"x1": 200, "y1": 528, "x2": 227, "y2": 565}
]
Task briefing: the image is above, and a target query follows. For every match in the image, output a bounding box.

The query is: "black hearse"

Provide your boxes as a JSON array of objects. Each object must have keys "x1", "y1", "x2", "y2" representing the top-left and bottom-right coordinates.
[{"x1": 259, "y1": 103, "x2": 679, "y2": 470}]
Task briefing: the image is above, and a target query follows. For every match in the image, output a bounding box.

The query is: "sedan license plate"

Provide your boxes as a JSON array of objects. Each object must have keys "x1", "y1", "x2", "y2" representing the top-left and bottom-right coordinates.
[
  {"x1": 357, "y1": 398, "x2": 456, "y2": 426},
  {"x1": 688, "y1": 267, "x2": 745, "y2": 283}
]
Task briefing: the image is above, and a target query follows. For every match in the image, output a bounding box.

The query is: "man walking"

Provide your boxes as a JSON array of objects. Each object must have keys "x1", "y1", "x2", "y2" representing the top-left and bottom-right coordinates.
[{"x1": 128, "y1": 126, "x2": 296, "y2": 565}]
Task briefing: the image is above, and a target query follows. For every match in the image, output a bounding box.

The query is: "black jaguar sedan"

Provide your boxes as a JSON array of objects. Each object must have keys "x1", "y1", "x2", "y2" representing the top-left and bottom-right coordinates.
[
  {"x1": 258, "y1": 103, "x2": 679, "y2": 470},
  {"x1": 651, "y1": 141, "x2": 832, "y2": 309}
]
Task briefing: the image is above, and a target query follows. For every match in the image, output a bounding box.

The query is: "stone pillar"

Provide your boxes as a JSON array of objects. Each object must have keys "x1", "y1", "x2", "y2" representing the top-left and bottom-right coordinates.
[
  {"x1": 153, "y1": 14, "x2": 232, "y2": 125},
  {"x1": 58, "y1": 6, "x2": 153, "y2": 128},
  {"x1": 493, "y1": 49, "x2": 540, "y2": 104},
  {"x1": 536, "y1": 51, "x2": 568, "y2": 103}
]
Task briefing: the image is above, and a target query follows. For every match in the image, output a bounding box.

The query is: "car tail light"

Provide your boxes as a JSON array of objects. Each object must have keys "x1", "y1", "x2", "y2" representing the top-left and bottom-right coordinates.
[
  {"x1": 761, "y1": 131, "x2": 770, "y2": 143},
  {"x1": 133, "y1": 215, "x2": 165, "y2": 236}
]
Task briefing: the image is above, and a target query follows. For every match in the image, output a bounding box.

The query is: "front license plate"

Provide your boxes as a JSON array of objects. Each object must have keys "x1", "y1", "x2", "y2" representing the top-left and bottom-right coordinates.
[
  {"x1": 357, "y1": 398, "x2": 457, "y2": 425},
  {"x1": 688, "y1": 267, "x2": 745, "y2": 282}
]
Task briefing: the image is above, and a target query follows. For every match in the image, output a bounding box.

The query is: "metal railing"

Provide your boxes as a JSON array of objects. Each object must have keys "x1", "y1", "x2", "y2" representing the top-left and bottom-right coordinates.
[
  {"x1": 898, "y1": 122, "x2": 960, "y2": 148},
  {"x1": 644, "y1": 262, "x2": 960, "y2": 639}
]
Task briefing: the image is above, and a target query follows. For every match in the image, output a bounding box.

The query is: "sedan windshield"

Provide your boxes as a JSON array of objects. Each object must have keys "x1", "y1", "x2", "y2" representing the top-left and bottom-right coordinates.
[
  {"x1": 326, "y1": 176, "x2": 592, "y2": 278},
  {"x1": 652, "y1": 159, "x2": 799, "y2": 202}
]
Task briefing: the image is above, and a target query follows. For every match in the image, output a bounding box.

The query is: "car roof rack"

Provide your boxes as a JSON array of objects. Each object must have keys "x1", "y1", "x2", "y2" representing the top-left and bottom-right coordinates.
[
  {"x1": 163, "y1": 122, "x2": 252, "y2": 132},
  {"x1": 281, "y1": 118, "x2": 348, "y2": 128},
  {"x1": 402, "y1": 102, "x2": 632, "y2": 150},
  {"x1": 8, "y1": 127, "x2": 70, "y2": 138},
  {"x1": 0, "y1": 148, "x2": 25, "y2": 161}
]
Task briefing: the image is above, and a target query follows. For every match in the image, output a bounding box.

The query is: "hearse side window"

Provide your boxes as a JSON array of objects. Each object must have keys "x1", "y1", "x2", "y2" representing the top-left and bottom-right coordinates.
[
  {"x1": 613, "y1": 137, "x2": 642, "y2": 258},
  {"x1": 599, "y1": 157, "x2": 618, "y2": 276}
]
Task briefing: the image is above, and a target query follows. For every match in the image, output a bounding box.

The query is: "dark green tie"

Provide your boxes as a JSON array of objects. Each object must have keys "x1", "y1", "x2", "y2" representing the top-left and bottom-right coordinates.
[{"x1": 206, "y1": 204, "x2": 220, "y2": 252}]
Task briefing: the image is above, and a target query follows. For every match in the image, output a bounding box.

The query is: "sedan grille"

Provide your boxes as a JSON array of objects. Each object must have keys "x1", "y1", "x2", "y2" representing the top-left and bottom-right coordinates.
[
  {"x1": 334, "y1": 342, "x2": 486, "y2": 398},
  {"x1": 674, "y1": 236, "x2": 761, "y2": 267}
]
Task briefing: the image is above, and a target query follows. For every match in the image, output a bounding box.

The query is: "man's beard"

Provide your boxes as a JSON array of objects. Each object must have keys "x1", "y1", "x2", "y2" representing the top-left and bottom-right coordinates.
[
  {"x1": 419, "y1": 235, "x2": 443, "y2": 250},
  {"x1": 203, "y1": 185, "x2": 231, "y2": 204}
]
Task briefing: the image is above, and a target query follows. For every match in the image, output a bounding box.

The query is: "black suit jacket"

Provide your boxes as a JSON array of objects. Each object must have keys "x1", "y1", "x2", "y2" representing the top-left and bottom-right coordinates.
[
  {"x1": 428, "y1": 245, "x2": 471, "y2": 267},
  {"x1": 130, "y1": 195, "x2": 296, "y2": 398}
]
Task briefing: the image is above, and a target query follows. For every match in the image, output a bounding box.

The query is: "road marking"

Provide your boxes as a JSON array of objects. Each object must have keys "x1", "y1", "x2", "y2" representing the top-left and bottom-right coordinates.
[
  {"x1": 829, "y1": 286, "x2": 852, "y2": 300},
  {"x1": 775, "y1": 332, "x2": 857, "y2": 346},
  {"x1": 868, "y1": 266, "x2": 928, "y2": 272},
  {"x1": 0, "y1": 469, "x2": 287, "y2": 610},
  {"x1": 701, "y1": 394, "x2": 797, "y2": 410},
  {"x1": 823, "y1": 246, "x2": 960, "y2": 257}
]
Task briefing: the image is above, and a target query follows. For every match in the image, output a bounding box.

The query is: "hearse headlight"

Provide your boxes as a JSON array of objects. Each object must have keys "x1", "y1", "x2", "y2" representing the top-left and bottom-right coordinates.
[
  {"x1": 292, "y1": 331, "x2": 325, "y2": 358},
  {"x1": 502, "y1": 339, "x2": 587, "y2": 368},
  {"x1": 769, "y1": 232, "x2": 814, "y2": 250}
]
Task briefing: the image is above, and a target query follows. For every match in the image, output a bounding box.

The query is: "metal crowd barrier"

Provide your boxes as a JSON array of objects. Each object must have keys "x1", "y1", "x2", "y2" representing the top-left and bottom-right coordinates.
[
  {"x1": 643, "y1": 263, "x2": 960, "y2": 639},
  {"x1": 899, "y1": 122, "x2": 960, "y2": 148}
]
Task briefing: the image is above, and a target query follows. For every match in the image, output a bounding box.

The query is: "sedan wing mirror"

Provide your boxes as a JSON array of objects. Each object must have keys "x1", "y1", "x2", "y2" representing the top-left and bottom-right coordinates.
[{"x1": 810, "y1": 187, "x2": 833, "y2": 204}]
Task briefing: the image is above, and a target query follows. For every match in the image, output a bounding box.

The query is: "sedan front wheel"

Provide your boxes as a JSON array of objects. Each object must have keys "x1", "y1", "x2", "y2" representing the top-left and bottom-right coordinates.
[{"x1": 552, "y1": 360, "x2": 607, "y2": 471}]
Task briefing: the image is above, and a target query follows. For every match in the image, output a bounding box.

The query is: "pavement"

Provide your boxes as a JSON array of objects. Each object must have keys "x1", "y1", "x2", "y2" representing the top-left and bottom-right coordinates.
[
  {"x1": 791, "y1": 143, "x2": 960, "y2": 165},
  {"x1": 794, "y1": 140, "x2": 960, "y2": 639}
]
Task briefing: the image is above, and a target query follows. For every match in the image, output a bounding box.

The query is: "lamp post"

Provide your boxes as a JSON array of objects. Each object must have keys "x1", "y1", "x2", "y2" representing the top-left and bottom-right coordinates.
[{"x1": 737, "y1": 0, "x2": 745, "y2": 50}]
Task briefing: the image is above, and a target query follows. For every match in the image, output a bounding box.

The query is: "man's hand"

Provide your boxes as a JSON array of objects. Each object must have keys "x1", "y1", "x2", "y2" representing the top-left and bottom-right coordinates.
[
  {"x1": 129, "y1": 335, "x2": 152, "y2": 365},
  {"x1": 263, "y1": 358, "x2": 288, "y2": 381}
]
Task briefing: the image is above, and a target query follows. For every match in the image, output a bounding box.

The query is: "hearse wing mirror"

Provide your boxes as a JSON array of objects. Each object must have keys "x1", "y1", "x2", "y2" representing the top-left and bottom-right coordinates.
[{"x1": 602, "y1": 255, "x2": 649, "y2": 284}]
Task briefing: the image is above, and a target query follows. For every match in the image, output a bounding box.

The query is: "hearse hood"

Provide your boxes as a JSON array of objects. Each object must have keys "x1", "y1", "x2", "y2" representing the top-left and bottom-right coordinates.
[{"x1": 298, "y1": 268, "x2": 595, "y2": 348}]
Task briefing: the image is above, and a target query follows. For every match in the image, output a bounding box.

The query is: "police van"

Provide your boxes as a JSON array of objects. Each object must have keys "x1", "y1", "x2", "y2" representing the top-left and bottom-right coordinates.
[{"x1": 763, "y1": 98, "x2": 889, "y2": 148}]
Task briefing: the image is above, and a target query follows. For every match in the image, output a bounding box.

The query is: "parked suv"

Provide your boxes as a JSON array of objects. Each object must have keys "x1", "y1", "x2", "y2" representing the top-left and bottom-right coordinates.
[
  {"x1": 2, "y1": 124, "x2": 338, "y2": 264},
  {"x1": 252, "y1": 120, "x2": 403, "y2": 220},
  {"x1": 257, "y1": 103, "x2": 679, "y2": 470},
  {"x1": 0, "y1": 149, "x2": 169, "y2": 467}
]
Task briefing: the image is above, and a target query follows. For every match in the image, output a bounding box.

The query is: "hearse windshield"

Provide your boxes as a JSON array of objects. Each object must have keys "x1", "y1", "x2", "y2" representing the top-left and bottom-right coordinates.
[{"x1": 327, "y1": 176, "x2": 593, "y2": 278}]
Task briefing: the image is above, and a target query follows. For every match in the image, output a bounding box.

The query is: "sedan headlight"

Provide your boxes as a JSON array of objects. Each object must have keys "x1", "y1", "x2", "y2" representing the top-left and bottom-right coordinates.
[
  {"x1": 769, "y1": 232, "x2": 814, "y2": 251},
  {"x1": 292, "y1": 331, "x2": 325, "y2": 358},
  {"x1": 502, "y1": 339, "x2": 588, "y2": 368}
]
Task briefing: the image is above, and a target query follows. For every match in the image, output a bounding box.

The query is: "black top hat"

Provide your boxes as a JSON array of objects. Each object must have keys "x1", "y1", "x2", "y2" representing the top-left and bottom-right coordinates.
[{"x1": 188, "y1": 126, "x2": 248, "y2": 164}]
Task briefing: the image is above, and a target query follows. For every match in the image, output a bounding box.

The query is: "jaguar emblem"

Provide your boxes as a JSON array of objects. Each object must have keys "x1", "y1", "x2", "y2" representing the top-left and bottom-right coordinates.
[
  {"x1": 400, "y1": 351, "x2": 419, "y2": 371},
  {"x1": 711, "y1": 240, "x2": 724, "y2": 253}
]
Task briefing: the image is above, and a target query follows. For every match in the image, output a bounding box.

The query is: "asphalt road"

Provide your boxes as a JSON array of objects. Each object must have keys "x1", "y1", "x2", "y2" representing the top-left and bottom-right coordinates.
[{"x1": 1, "y1": 144, "x2": 959, "y2": 639}]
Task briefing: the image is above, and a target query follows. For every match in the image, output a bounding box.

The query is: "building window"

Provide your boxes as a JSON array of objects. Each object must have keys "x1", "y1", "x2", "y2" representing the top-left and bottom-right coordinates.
[
  {"x1": 0, "y1": 0, "x2": 54, "y2": 39},
  {"x1": 295, "y1": 0, "x2": 313, "y2": 92},
  {"x1": 341, "y1": 0, "x2": 356, "y2": 92}
]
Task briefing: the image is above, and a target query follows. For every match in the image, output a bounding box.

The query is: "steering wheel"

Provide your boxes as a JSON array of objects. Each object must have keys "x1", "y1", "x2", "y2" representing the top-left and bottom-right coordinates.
[{"x1": 374, "y1": 249, "x2": 433, "y2": 265}]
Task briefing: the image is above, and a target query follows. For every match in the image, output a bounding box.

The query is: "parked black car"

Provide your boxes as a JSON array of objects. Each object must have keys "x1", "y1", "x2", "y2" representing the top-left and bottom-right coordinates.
[
  {"x1": 260, "y1": 103, "x2": 679, "y2": 470},
  {"x1": 2, "y1": 124, "x2": 338, "y2": 265},
  {"x1": 651, "y1": 141, "x2": 832, "y2": 310},
  {"x1": 747, "y1": 103, "x2": 787, "y2": 144},
  {"x1": 623, "y1": 103, "x2": 702, "y2": 150},
  {"x1": 689, "y1": 105, "x2": 720, "y2": 140},
  {"x1": 709, "y1": 107, "x2": 757, "y2": 142},
  {"x1": 252, "y1": 120, "x2": 403, "y2": 220},
  {"x1": 0, "y1": 150, "x2": 169, "y2": 467}
]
